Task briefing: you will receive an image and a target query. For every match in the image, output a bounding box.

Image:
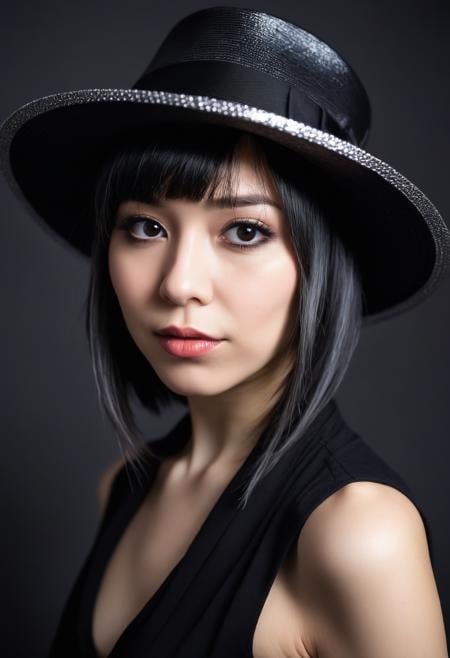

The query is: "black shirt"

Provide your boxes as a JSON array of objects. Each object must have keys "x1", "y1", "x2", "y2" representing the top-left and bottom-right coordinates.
[{"x1": 48, "y1": 398, "x2": 434, "y2": 657}]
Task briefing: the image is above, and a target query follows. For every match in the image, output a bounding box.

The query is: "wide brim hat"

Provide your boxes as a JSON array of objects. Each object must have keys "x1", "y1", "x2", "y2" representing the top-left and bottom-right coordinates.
[{"x1": 1, "y1": 6, "x2": 449, "y2": 327}]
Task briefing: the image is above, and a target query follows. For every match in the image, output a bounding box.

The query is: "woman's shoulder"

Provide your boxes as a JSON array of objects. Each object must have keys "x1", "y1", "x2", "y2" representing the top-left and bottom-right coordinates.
[
  {"x1": 293, "y1": 480, "x2": 446, "y2": 657},
  {"x1": 290, "y1": 419, "x2": 434, "y2": 552},
  {"x1": 297, "y1": 478, "x2": 430, "y2": 569}
]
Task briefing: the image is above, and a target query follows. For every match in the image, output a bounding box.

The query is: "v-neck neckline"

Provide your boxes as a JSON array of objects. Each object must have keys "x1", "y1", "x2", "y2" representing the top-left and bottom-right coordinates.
[{"x1": 82, "y1": 411, "x2": 268, "y2": 658}]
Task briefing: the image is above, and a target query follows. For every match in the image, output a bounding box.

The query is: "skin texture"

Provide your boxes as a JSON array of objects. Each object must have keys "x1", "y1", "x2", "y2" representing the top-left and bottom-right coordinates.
[
  {"x1": 108, "y1": 137, "x2": 299, "y2": 477},
  {"x1": 295, "y1": 481, "x2": 449, "y2": 657}
]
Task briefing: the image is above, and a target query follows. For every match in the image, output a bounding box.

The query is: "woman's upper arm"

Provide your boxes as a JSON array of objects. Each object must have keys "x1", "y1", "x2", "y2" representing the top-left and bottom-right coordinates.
[
  {"x1": 97, "y1": 454, "x2": 127, "y2": 515},
  {"x1": 295, "y1": 481, "x2": 448, "y2": 658}
]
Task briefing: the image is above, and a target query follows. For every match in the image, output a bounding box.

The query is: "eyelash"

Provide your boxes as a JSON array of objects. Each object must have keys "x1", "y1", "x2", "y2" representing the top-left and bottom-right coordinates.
[{"x1": 116, "y1": 216, "x2": 275, "y2": 250}]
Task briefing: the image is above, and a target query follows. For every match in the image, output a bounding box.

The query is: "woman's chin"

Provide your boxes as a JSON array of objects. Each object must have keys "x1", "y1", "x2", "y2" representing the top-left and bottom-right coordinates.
[{"x1": 160, "y1": 379, "x2": 231, "y2": 398}]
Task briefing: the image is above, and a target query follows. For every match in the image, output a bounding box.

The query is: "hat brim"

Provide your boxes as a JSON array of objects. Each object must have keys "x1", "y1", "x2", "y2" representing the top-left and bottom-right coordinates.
[{"x1": 0, "y1": 88, "x2": 449, "y2": 326}]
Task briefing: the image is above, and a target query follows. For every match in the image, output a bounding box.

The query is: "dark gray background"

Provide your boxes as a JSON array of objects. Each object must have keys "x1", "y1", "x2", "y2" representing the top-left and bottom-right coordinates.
[{"x1": 1, "y1": 1, "x2": 449, "y2": 656}]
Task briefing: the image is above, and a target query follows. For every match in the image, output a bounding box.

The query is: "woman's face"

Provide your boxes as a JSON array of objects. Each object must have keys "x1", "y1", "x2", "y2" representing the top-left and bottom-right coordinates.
[{"x1": 108, "y1": 140, "x2": 299, "y2": 399}]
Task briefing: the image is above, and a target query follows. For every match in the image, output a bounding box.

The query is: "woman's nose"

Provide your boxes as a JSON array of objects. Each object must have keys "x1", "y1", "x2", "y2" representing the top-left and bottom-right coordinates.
[{"x1": 159, "y1": 230, "x2": 214, "y2": 305}]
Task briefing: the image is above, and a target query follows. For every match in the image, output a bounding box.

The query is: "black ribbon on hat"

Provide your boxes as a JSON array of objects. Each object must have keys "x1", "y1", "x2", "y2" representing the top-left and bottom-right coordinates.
[{"x1": 133, "y1": 60, "x2": 359, "y2": 145}]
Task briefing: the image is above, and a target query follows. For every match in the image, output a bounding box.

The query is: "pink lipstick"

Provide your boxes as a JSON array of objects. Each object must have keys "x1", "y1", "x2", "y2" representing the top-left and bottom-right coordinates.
[
  {"x1": 154, "y1": 325, "x2": 224, "y2": 357},
  {"x1": 156, "y1": 336, "x2": 223, "y2": 357}
]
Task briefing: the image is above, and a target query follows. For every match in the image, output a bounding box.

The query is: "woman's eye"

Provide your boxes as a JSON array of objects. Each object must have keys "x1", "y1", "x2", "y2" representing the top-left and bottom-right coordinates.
[
  {"x1": 119, "y1": 217, "x2": 164, "y2": 241},
  {"x1": 223, "y1": 220, "x2": 274, "y2": 249},
  {"x1": 117, "y1": 216, "x2": 274, "y2": 250}
]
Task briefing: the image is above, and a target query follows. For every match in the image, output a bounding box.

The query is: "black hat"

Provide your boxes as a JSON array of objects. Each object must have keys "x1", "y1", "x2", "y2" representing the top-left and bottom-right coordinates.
[{"x1": 0, "y1": 5, "x2": 449, "y2": 326}]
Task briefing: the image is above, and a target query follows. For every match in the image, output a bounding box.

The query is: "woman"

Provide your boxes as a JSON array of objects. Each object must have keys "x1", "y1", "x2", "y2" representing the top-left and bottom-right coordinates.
[{"x1": 1, "y1": 6, "x2": 448, "y2": 658}]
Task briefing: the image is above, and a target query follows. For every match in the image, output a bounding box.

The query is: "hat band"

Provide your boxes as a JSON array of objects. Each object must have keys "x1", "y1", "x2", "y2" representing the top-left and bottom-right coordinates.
[{"x1": 132, "y1": 60, "x2": 355, "y2": 144}]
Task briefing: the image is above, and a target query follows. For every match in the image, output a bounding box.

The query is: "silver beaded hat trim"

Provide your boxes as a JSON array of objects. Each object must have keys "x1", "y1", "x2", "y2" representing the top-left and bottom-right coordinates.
[{"x1": 0, "y1": 87, "x2": 449, "y2": 327}]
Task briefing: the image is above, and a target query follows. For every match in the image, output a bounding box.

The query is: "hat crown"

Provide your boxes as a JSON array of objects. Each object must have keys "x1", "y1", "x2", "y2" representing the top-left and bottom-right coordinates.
[{"x1": 133, "y1": 6, "x2": 371, "y2": 146}]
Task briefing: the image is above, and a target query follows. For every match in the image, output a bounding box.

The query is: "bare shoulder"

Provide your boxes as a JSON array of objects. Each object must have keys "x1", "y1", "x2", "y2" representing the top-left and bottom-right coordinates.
[
  {"x1": 97, "y1": 454, "x2": 127, "y2": 515},
  {"x1": 294, "y1": 481, "x2": 448, "y2": 658}
]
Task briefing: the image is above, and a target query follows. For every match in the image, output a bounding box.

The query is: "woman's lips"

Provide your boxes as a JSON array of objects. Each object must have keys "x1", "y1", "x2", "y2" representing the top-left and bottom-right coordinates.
[{"x1": 156, "y1": 335, "x2": 223, "y2": 357}]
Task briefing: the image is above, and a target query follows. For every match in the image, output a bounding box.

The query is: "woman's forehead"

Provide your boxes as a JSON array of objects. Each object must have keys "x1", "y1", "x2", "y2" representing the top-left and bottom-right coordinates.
[
  {"x1": 111, "y1": 129, "x2": 283, "y2": 211},
  {"x1": 211, "y1": 144, "x2": 281, "y2": 204},
  {"x1": 118, "y1": 190, "x2": 282, "y2": 214}
]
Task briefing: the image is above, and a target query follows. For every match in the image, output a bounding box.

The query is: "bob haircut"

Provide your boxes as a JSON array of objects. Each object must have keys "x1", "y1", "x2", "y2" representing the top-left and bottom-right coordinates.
[{"x1": 85, "y1": 121, "x2": 364, "y2": 510}]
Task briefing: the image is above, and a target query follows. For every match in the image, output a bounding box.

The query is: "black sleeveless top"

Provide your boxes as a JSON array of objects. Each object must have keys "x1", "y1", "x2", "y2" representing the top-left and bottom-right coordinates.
[{"x1": 48, "y1": 399, "x2": 435, "y2": 658}]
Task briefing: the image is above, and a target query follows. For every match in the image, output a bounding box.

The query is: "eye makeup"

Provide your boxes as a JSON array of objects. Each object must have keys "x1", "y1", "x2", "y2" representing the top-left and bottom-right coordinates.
[{"x1": 115, "y1": 214, "x2": 275, "y2": 251}]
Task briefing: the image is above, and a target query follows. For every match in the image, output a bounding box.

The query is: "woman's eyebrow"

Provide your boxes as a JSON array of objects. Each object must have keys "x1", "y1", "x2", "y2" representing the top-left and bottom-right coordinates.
[
  {"x1": 204, "y1": 194, "x2": 281, "y2": 210},
  {"x1": 144, "y1": 194, "x2": 282, "y2": 210}
]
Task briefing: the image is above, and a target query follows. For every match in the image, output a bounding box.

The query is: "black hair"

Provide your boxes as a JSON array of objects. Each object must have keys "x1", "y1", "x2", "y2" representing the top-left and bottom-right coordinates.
[{"x1": 85, "y1": 121, "x2": 363, "y2": 509}]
